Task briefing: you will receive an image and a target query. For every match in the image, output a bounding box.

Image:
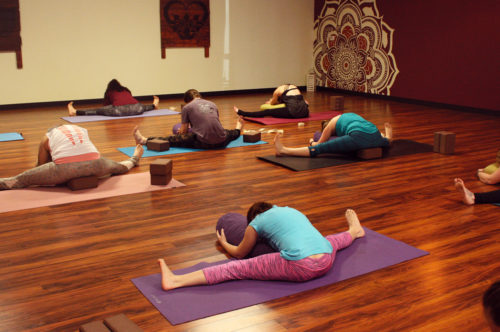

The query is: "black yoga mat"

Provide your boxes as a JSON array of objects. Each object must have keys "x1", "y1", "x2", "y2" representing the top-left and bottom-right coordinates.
[{"x1": 258, "y1": 139, "x2": 433, "y2": 171}]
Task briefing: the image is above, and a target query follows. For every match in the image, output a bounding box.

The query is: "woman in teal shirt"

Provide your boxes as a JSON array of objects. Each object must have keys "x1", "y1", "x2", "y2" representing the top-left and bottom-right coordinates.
[
  {"x1": 274, "y1": 112, "x2": 392, "y2": 157},
  {"x1": 157, "y1": 203, "x2": 365, "y2": 291}
]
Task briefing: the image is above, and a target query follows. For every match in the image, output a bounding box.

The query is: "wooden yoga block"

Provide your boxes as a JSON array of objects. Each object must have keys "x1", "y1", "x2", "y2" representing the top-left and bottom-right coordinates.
[
  {"x1": 146, "y1": 139, "x2": 170, "y2": 152},
  {"x1": 356, "y1": 147, "x2": 382, "y2": 160},
  {"x1": 150, "y1": 158, "x2": 173, "y2": 175},
  {"x1": 243, "y1": 131, "x2": 261, "y2": 143},
  {"x1": 331, "y1": 96, "x2": 344, "y2": 111},
  {"x1": 67, "y1": 176, "x2": 98, "y2": 191},
  {"x1": 151, "y1": 174, "x2": 172, "y2": 185},
  {"x1": 79, "y1": 320, "x2": 111, "y2": 332},
  {"x1": 103, "y1": 313, "x2": 144, "y2": 332},
  {"x1": 433, "y1": 131, "x2": 455, "y2": 154}
]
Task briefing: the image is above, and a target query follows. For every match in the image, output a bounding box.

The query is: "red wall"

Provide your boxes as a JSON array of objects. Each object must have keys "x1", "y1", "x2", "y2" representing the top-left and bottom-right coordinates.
[{"x1": 315, "y1": 0, "x2": 500, "y2": 111}]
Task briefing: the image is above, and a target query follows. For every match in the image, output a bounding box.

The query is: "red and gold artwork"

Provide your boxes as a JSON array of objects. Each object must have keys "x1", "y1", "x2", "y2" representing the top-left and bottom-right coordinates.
[{"x1": 160, "y1": 0, "x2": 210, "y2": 58}]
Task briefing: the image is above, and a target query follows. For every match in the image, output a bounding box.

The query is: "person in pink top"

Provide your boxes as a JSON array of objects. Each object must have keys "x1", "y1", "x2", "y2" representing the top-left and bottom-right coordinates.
[
  {"x1": 67, "y1": 79, "x2": 159, "y2": 117},
  {"x1": 0, "y1": 124, "x2": 143, "y2": 190}
]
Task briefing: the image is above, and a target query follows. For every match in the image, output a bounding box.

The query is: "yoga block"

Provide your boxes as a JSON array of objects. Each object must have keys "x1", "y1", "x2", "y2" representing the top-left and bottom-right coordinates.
[
  {"x1": 151, "y1": 173, "x2": 172, "y2": 185},
  {"x1": 79, "y1": 320, "x2": 111, "y2": 332},
  {"x1": 103, "y1": 313, "x2": 143, "y2": 332},
  {"x1": 433, "y1": 132, "x2": 442, "y2": 153},
  {"x1": 67, "y1": 176, "x2": 98, "y2": 191},
  {"x1": 439, "y1": 131, "x2": 455, "y2": 154},
  {"x1": 147, "y1": 139, "x2": 170, "y2": 152},
  {"x1": 150, "y1": 158, "x2": 173, "y2": 176},
  {"x1": 243, "y1": 132, "x2": 261, "y2": 143},
  {"x1": 356, "y1": 147, "x2": 382, "y2": 160},
  {"x1": 331, "y1": 96, "x2": 344, "y2": 111}
]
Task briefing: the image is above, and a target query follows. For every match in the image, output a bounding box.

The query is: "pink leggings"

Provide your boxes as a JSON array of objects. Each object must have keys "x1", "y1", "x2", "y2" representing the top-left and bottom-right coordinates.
[{"x1": 203, "y1": 231, "x2": 353, "y2": 284}]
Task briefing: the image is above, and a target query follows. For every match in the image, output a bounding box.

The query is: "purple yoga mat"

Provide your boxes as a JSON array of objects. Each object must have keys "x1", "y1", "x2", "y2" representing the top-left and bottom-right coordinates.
[
  {"x1": 243, "y1": 111, "x2": 340, "y2": 125},
  {"x1": 132, "y1": 228, "x2": 428, "y2": 325},
  {"x1": 61, "y1": 109, "x2": 179, "y2": 123}
]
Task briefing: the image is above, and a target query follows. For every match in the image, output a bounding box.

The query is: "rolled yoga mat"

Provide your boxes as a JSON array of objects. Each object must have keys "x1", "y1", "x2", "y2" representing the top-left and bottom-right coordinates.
[
  {"x1": 258, "y1": 139, "x2": 434, "y2": 171},
  {"x1": 62, "y1": 109, "x2": 179, "y2": 123},
  {"x1": 0, "y1": 172, "x2": 185, "y2": 213},
  {"x1": 131, "y1": 228, "x2": 428, "y2": 325},
  {"x1": 118, "y1": 136, "x2": 267, "y2": 158},
  {"x1": 243, "y1": 111, "x2": 341, "y2": 125}
]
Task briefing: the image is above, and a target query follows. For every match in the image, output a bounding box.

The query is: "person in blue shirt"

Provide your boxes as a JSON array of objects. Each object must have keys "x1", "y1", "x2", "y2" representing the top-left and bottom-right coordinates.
[
  {"x1": 157, "y1": 203, "x2": 365, "y2": 291},
  {"x1": 274, "y1": 112, "x2": 392, "y2": 157}
]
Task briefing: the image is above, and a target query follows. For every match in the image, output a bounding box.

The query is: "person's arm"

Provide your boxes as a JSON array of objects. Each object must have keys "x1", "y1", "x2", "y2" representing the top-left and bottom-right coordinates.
[
  {"x1": 478, "y1": 168, "x2": 500, "y2": 184},
  {"x1": 36, "y1": 135, "x2": 52, "y2": 166},
  {"x1": 267, "y1": 86, "x2": 284, "y2": 105},
  {"x1": 217, "y1": 225, "x2": 258, "y2": 259},
  {"x1": 178, "y1": 123, "x2": 189, "y2": 135},
  {"x1": 313, "y1": 114, "x2": 341, "y2": 145}
]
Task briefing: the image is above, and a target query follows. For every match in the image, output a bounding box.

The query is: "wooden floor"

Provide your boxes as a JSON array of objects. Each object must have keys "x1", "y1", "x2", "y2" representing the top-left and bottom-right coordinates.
[{"x1": 0, "y1": 91, "x2": 499, "y2": 332}]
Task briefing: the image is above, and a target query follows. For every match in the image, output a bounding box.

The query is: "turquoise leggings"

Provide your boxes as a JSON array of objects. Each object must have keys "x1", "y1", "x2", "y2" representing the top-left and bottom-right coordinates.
[{"x1": 309, "y1": 131, "x2": 389, "y2": 157}]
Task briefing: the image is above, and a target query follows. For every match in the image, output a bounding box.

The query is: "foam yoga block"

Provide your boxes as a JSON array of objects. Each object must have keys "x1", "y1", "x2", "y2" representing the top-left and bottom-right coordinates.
[
  {"x1": 79, "y1": 320, "x2": 110, "y2": 332},
  {"x1": 147, "y1": 139, "x2": 170, "y2": 152},
  {"x1": 150, "y1": 159, "x2": 172, "y2": 185},
  {"x1": 433, "y1": 131, "x2": 455, "y2": 154},
  {"x1": 356, "y1": 147, "x2": 382, "y2": 160},
  {"x1": 103, "y1": 313, "x2": 143, "y2": 332},
  {"x1": 172, "y1": 123, "x2": 192, "y2": 135},
  {"x1": 216, "y1": 213, "x2": 275, "y2": 258},
  {"x1": 243, "y1": 131, "x2": 261, "y2": 143},
  {"x1": 67, "y1": 176, "x2": 98, "y2": 191}
]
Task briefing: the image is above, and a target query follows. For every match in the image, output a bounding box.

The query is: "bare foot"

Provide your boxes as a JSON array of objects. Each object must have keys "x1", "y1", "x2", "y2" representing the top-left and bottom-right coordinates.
[
  {"x1": 67, "y1": 102, "x2": 77, "y2": 116},
  {"x1": 236, "y1": 115, "x2": 245, "y2": 131},
  {"x1": 345, "y1": 209, "x2": 365, "y2": 239},
  {"x1": 383, "y1": 122, "x2": 393, "y2": 141},
  {"x1": 454, "y1": 178, "x2": 475, "y2": 205},
  {"x1": 131, "y1": 144, "x2": 144, "y2": 166},
  {"x1": 133, "y1": 126, "x2": 147, "y2": 145},
  {"x1": 153, "y1": 96, "x2": 160, "y2": 109},
  {"x1": 233, "y1": 106, "x2": 240, "y2": 115},
  {"x1": 274, "y1": 133, "x2": 285, "y2": 156},
  {"x1": 309, "y1": 138, "x2": 318, "y2": 147},
  {"x1": 158, "y1": 259, "x2": 177, "y2": 291}
]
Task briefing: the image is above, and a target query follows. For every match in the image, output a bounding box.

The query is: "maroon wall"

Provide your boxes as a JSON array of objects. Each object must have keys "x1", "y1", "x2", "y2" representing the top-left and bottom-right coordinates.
[{"x1": 314, "y1": 0, "x2": 500, "y2": 111}]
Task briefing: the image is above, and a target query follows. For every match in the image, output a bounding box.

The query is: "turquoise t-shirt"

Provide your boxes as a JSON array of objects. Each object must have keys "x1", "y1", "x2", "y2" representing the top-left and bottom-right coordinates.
[
  {"x1": 335, "y1": 113, "x2": 378, "y2": 136},
  {"x1": 249, "y1": 206, "x2": 333, "y2": 260}
]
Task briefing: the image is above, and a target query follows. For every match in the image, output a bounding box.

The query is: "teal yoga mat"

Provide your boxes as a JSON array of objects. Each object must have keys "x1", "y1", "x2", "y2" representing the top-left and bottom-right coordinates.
[
  {"x1": 118, "y1": 136, "x2": 267, "y2": 157},
  {"x1": 0, "y1": 132, "x2": 23, "y2": 142}
]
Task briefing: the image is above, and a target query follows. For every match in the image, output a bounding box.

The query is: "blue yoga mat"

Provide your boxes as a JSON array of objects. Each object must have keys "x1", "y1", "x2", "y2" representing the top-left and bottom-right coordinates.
[
  {"x1": 62, "y1": 109, "x2": 179, "y2": 123},
  {"x1": 132, "y1": 228, "x2": 428, "y2": 325},
  {"x1": 118, "y1": 136, "x2": 267, "y2": 157},
  {"x1": 0, "y1": 132, "x2": 24, "y2": 142}
]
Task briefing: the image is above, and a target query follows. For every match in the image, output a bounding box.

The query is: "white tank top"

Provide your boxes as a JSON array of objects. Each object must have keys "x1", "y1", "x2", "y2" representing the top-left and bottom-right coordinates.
[{"x1": 46, "y1": 125, "x2": 100, "y2": 164}]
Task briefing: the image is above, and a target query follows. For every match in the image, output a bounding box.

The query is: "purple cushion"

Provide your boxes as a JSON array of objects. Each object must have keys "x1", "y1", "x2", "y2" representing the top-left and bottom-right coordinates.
[
  {"x1": 172, "y1": 123, "x2": 193, "y2": 134},
  {"x1": 313, "y1": 131, "x2": 337, "y2": 142},
  {"x1": 216, "y1": 213, "x2": 275, "y2": 258}
]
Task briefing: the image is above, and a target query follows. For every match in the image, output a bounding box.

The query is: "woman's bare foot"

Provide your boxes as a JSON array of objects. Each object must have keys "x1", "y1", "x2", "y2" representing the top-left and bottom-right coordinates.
[
  {"x1": 158, "y1": 259, "x2": 177, "y2": 291},
  {"x1": 131, "y1": 144, "x2": 144, "y2": 166},
  {"x1": 233, "y1": 106, "x2": 241, "y2": 115},
  {"x1": 67, "y1": 102, "x2": 77, "y2": 116},
  {"x1": 345, "y1": 209, "x2": 365, "y2": 239},
  {"x1": 236, "y1": 115, "x2": 245, "y2": 131},
  {"x1": 133, "y1": 126, "x2": 147, "y2": 145},
  {"x1": 383, "y1": 122, "x2": 393, "y2": 141},
  {"x1": 274, "y1": 133, "x2": 285, "y2": 156},
  {"x1": 153, "y1": 96, "x2": 160, "y2": 109},
  {"x1": 454, "y1": 178, "x2": 475, "y2": 205}
]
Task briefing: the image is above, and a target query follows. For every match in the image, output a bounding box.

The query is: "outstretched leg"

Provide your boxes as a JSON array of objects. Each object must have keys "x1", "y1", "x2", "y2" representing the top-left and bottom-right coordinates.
[
  {"x1": 381, "y1": 122, "x2": 393, "y2": 142},
  {"x1": 274, "y1": 133, "x2": 310, "y2": 157},
  {"x1": 153, "y1": 96, "x2": 159, "y2": 109},
  {"x1": 158, "y1": 258, "x2": 208, "y2": 291},
  {"x1": 67, "y1": 102, "x2": 77, "y2": 116},
  {"x1": 345, "y1": 209, "x2": 365, "y2": 240},
  {"x1": 236, "y1": 115, "x2": 245, "y2": 131},
  {"x1": 118, "y1": 144, "x2": 144, "y2": 170},
  {"x1": 454, "y1": 178, "x2": 475, "y2": 205},
  {"x1": 133, "y1": 126, "x2": 148, "y2": 145}
]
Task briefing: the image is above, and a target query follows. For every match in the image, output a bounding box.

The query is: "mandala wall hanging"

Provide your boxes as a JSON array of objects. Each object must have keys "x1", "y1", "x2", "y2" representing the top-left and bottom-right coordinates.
[
  {"x1": 160, "y1": 0, "x2": 210, "y2": 58},
  {"x1": 313, "y1": 0, "x2": 398, "y2": 95}
]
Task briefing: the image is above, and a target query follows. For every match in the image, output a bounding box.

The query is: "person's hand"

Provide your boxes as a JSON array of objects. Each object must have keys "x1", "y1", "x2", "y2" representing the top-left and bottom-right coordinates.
[{"x1": 216, "y1": 228, "x2": 227, "y2": 245}]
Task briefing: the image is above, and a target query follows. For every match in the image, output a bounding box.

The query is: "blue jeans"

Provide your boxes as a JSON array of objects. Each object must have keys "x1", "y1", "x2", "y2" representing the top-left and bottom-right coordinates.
[{"x1": 308, "y1": 131, "x2": 389, "y2": 157}]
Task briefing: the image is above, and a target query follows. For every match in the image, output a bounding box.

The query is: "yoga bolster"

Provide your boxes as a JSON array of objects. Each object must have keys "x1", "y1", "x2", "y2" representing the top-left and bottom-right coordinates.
[
  {"x1": 484, "y1": 163, "x2": 499, "y2": 175},
  {"x1": 172, "y1": 123, "x2": 193, "y2": 134},
  {"x1": 216, "y1": 213, "x2": 275, "y2": 258},
  {"x1": 260, "y1": 103, "x2": 286, "y2": 110}
]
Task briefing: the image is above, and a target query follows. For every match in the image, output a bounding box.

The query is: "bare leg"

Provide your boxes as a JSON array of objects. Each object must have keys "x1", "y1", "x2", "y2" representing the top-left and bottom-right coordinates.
[
  {"x1": 236, "y1": 115, "x2": 245, "y2": 131},
  {"x1": 233, "y1": 105, "x2": 239, "y2": 115},
  {"x1": 381, "y1": 122, "x2": 393, "y2": 142},
  {"x1": 454, "y1": 178, "x2": 475, "y2": 205},
  {"x1": 345, "y1": 209, "x2": 365, "y2": 239},
  {"x1": 153, "y1": 96, "x2": 160, "y2": 109},
  {"x1": 158, "y1": 258, "x2": 208, "y2": 291},
  {"x1": 133, "y1": 126, "x2": 147, "y2": 145},
  {"x1": 67, "y1": 102, "x2": 77, "y2": 116},
  {"x1": 274, "y1": 133, "x2": 311, "y2": 157},
  {"x1": 36, "y1": 135, "x2": 52, "y2": 166}
]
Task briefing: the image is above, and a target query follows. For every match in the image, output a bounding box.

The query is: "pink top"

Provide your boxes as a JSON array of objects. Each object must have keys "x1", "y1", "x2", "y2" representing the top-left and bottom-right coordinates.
[
  {"x1": 104, "y1": 90, "x2": 138, "y2": 106},
  {"x1": 46, "y1": 125, "x2": 100, "y2": 164}
]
